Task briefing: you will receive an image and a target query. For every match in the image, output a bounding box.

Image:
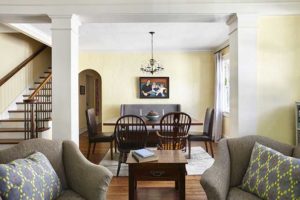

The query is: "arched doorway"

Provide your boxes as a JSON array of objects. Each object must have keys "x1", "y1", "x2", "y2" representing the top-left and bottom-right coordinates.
[{"x1": 78, "y1": 69, "x2": 102, "y2": 134}]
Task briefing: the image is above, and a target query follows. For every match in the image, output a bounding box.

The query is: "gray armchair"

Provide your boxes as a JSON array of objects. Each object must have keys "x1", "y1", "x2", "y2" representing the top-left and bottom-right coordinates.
[
  {"x1": 0, "y1": 138, "x2": 113, "y2": 200},
  {"x1": 201, "y1": 135, "x2": 300, "y2": 200}
]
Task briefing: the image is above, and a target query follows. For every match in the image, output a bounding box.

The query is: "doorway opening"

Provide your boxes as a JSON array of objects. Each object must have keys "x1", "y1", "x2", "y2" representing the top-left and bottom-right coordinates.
[{"x1": 78, "y1": 69, "x2": 102, "y2": 134}]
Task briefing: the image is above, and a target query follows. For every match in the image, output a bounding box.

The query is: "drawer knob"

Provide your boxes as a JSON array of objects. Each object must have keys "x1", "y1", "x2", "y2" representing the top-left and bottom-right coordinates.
[{"x1": 150, "y1": 170, "x2": 165, "y2": 177}]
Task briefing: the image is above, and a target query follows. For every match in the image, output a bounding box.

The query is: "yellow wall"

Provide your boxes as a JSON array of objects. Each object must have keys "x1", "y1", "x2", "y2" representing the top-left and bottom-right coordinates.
[
  {"x1": 0, "y1": 33, "x2": 51, "y2": 113},
  {"x1": 257, "y1": 16, "x2": 300, "y2": 145},
  {"x1": 79, "y1": 51, "x2": 215, "y2": 132}
]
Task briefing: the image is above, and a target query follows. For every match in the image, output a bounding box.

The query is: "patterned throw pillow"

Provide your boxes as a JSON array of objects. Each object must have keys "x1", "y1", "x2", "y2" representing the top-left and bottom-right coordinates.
[
  {"x1": 240, "y1": 142, "x2": 300, "y2": 200},
  {"x1": 0, "y1": 152, "x2": 62, "y2": 200}
]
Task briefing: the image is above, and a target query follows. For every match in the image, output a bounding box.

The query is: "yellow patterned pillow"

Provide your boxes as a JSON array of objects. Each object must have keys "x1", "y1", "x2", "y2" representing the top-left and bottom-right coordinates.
[
  {"x1": 0, "y1": 152, "x2": 62, "y2": 200},
  {"x1": 240, "y1": 142, "x2": 300, "y2": 200}
]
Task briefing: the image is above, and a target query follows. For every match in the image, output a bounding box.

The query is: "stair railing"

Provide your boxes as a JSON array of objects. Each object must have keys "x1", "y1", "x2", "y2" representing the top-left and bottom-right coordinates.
[{"x1": 24, "y1": 72, "x2": 52, "y2": 139}]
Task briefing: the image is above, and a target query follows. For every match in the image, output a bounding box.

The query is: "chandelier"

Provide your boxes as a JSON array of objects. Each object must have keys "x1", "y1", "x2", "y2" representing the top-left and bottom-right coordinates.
[{"x1": 140, "y1": 32, "x2": 164, "y2": 75}]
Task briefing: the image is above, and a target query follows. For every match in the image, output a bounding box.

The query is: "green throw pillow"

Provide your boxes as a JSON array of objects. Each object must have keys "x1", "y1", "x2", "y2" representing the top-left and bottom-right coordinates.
[
  {"x1": 0, "y1": 152, "x2": 62, "y2": 200},
  {"x1": 240, "y1": 142, "x2": 300, "y2": 200}
]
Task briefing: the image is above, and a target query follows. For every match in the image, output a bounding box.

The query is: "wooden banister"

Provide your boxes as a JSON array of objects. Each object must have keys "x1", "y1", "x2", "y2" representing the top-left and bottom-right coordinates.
[
  {"x1": 0, "y1": 45, "x2": 48, "y2": 87},
  {"x1": 24, "y1": 71, "x2": 52, "y2": 139},
  {"x1": 28, "y1": 72, "x2": 52, "y2": 100}
]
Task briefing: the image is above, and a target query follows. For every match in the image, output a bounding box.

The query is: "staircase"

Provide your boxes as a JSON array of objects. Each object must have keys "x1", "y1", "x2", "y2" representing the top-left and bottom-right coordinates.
[{"x1": 0, "y1": 68, "x2": 52, "y2": 145}]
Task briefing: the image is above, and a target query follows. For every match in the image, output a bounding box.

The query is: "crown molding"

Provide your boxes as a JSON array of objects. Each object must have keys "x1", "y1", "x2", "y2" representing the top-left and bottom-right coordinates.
[{"x1": 0, "y1": 2, "x2": 299, "y2": 23}]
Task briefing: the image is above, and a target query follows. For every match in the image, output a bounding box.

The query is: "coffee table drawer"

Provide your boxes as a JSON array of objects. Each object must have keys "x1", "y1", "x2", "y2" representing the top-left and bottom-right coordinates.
[{"x1": 133, "y1": 165, "x2": 180, "y2": 180}]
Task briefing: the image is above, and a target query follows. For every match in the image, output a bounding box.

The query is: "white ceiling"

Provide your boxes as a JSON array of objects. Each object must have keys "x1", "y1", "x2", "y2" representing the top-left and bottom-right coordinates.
[
  {"x1": 2, "y1": 0, "x2": 299, "y2": 52},
  {"x1": 29, "y1": 22, "x2": 229, "y2": 51}
]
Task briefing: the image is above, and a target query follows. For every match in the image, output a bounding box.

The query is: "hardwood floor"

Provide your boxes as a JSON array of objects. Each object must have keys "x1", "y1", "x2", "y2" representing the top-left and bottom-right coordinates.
[{"x1": 79, "y1": 133, "x2": 217, "y2": 200}]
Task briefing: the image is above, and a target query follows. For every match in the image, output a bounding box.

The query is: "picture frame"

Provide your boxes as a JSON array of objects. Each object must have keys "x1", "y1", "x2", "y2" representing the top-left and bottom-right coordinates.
[
  {"x1": 80, "y1": 85, "x2": 85, "y2": 95},
  {"x1": 139, "y1": 77, "x2": 169, "y2": 99}
]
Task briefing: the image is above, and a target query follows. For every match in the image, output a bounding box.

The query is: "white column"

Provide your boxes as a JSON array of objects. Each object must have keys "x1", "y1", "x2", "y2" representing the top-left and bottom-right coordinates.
[
  {"x1": 227, "y1": 14, "x2": 258, "y2": 137},
  {"x1": 50, "y1": 15, "x2": 81, "y2": 144}
]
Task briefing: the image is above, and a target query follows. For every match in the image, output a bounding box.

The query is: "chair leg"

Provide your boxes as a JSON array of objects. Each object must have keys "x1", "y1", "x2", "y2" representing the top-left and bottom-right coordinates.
[
  {"x1": 114, "y1": 139, "x2": 117, "y2": 153},
  {"x1": 209, "y1": 141, "x2": 214, "y2": 158},
  {"x1": 87, "y1": 142, "x2": 91, "y2": 159},
  {"x1": 188, "y1": 140, "x2": 191, "y2": 159},
  {"x1": 204, "y1": 141, "x2": 208, "y2": 152},
  {"x1": 110, "y1": 141, "x2": 113, "y2": 160},
  {"x1": 117, "y1": 152, "x2": 123, "y2": 177},
  {"x1": 92, "y1": 143, "x2": 96, "y2": 154}
]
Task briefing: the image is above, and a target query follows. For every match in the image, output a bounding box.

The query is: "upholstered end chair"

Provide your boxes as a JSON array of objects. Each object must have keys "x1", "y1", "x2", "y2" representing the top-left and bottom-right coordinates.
[
  {"x1": 0, "y1": 138, "x2": 113, "y2": 200},
  {"x1": 201, "y1": 135, "x2": 300, "y2": 200}
]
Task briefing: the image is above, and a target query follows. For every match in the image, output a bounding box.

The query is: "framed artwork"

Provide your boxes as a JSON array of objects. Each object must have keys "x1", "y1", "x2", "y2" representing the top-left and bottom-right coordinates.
[
  {"x1": 139, "y1": 77, "x2": 169, "y2": 98},
  {"x1": 80, "y1": 85, "x2": 85, "y2": 95}
]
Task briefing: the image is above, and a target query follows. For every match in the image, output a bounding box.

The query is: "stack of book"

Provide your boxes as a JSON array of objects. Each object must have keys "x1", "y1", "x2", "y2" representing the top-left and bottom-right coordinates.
[{"x1": 132, "y1": 149, "x2": 158, "y2": 163}]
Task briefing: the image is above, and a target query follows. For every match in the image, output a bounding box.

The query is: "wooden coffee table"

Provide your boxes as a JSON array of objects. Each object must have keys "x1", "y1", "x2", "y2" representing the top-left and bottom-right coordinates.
[{"x1": 126, "y1": 150, "x2": 187, "y2": 200}]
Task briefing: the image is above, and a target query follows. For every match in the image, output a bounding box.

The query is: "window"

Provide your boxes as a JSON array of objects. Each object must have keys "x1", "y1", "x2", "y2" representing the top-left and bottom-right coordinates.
[{"x1": 222, "y1": 54, "x2": 230, "y2": 113}]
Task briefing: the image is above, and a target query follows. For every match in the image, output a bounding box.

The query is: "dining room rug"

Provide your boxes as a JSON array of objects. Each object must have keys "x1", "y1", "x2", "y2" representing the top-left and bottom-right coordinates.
[{"x1": 99, "y1": 146, "x2": 214, "y2": 176}]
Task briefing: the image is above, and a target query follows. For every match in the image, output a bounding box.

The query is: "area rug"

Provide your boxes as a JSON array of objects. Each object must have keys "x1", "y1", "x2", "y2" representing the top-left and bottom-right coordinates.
[{"x1": 99, "y1": 146, "x2": 214, "y2": 176}]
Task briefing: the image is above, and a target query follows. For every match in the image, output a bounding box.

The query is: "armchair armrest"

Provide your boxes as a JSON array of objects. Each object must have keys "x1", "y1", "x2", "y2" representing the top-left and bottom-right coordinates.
[
  {"x1": 200, "y1": 139, "x2": 230, "y2": 200},
  {"x1": 63, "y1": 141, "x2": 113, "y2": 200}
]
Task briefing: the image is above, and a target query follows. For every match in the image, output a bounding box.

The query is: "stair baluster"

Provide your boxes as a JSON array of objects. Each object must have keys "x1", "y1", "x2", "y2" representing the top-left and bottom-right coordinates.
[
  {"x1": 24, "y1": 99, "x2": 37, "y2": 139},
  {"x1": 23, "y1": 73, "x2": 52, "y2": 139}
]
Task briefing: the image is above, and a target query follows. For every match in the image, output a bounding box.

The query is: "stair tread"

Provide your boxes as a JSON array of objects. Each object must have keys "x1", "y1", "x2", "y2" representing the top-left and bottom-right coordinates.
[
  {"x1": 0, "y1": 127, "x2": 50, "y2": 132},
  {"x1": 8, "y1": 110, "x2": 52, "y2": 113},
  {"x1": 16, "y1": 102, "x2": 51, "y2": 104},
  {"x1": 0, "y1": 118, "x2": 51, "y2": 122},
  {"x1": 0, "y1": 128, "x2": 24, "y2": 132},
  {"x1": 0, "y1": 139, "x2": 25, "y2": 144},
  {"x1": 34, "y1": 81, "x2": 52, "y2": 84},
  {"x1": 29, "y1": 88, "x2": 51, "y2": 90},
  {"x1": 23, "y1": 94, "x2": 51, "y2": 97}
]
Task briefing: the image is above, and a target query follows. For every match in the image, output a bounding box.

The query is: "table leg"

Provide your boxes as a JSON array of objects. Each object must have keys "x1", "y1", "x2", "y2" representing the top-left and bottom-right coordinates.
[
  {"x1": 129, "y1": 165, "x2": 135, "y2": 200},
  {"x1": 179, "y1": 165, "x2": 186, "y2": 200}
]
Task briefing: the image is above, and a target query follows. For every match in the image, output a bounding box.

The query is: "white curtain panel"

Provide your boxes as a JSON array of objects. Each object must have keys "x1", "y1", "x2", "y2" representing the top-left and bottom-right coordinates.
[{"x1": 213, "y1": 52, "x2": 223, "y2": 141}]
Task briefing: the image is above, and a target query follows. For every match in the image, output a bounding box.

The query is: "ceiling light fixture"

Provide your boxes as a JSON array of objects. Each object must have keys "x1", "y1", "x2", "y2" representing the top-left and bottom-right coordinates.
[{"x1": 140, "y1": 32, "x2": 164, "y2": 75}]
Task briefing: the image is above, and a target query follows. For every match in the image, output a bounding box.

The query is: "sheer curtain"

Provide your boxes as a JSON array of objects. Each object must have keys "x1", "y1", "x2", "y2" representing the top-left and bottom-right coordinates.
[{"x1": 213, "y1": 52, "x2": 224, "y2": 141}]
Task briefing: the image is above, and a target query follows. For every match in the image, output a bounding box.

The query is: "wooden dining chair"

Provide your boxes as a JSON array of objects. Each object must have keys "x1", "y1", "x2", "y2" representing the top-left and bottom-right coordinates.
[
  {"x1": 187, "y1": 108, "x2": 214, "y2": 158},
  {"x1": 86, "y1": 108, "x2": 114, "y2": 160},
  {"x1": 157, "y1": 112, "x2": 191, "y2": 151},
  {"x1": 114, "y1": 115, "x2": 148, "y2": 176}
]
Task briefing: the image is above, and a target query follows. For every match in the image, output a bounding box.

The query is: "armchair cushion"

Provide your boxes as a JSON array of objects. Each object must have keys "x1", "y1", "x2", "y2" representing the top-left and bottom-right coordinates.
[
  {"x1": 240, "y1": 143, "x2": 300, "y2": 200},
  {"x1": 0, "y1": 152, "x2": 62, "y2": 200},
  {"x1": 227, "y1": 187, "x2": 261, "y2": 200},
  {"x1": 56, "y1": 190, "x2": 84, "y2": 200}
]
